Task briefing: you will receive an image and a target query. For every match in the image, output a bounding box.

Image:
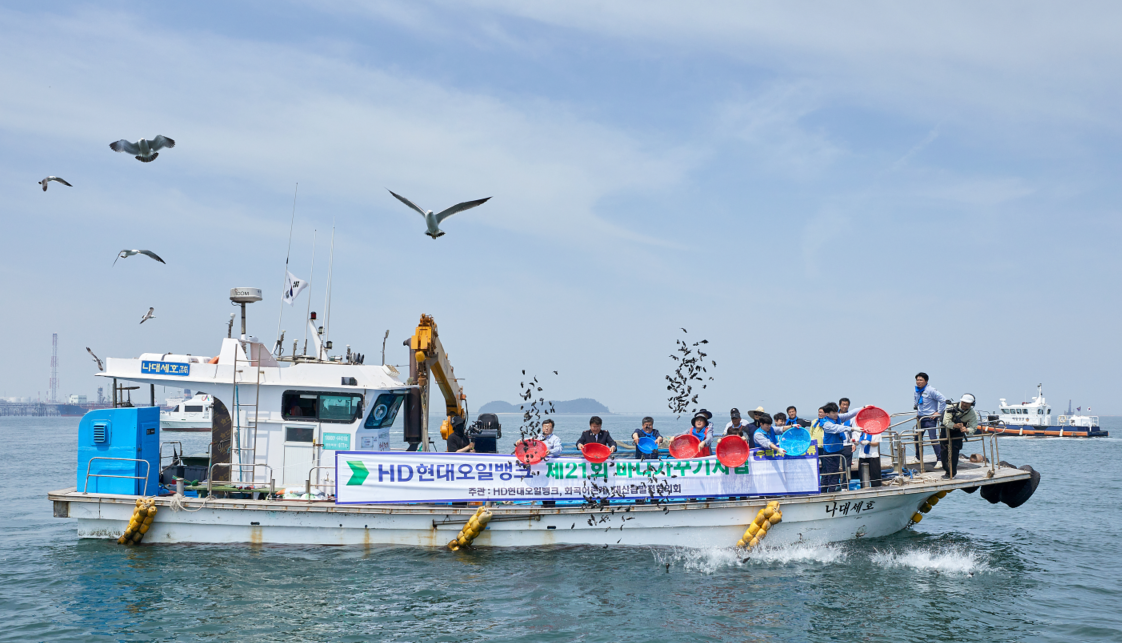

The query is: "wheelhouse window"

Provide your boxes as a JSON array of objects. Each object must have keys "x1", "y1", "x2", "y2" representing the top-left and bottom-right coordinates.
[
  {"x1": 365, "y1": 393, "x2": 406, "y2": 429},
  {"x1": 282, "y1": 391, "x2": 363, "y2": 423},
  {"x1": 319, "y1": 394, "x2": 363, "y2": 422}
]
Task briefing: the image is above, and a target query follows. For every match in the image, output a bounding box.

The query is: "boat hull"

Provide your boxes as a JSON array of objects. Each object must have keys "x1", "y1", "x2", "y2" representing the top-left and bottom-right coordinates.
[
  {"x1": 981, "y1": 425, "x2": 1107, "y2": 438},
  {"x1": 52, "y1": 467, "x2": 1028, "y2": 548}
]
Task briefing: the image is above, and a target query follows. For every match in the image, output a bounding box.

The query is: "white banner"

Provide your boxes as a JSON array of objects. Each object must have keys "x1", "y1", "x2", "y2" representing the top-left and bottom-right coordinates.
[
  {"x1": 282, "y1": 270, "x2": 307, "y2": 305},
  {"x1": 335, "y1": 450, "x2": 819, "y2": 504}
]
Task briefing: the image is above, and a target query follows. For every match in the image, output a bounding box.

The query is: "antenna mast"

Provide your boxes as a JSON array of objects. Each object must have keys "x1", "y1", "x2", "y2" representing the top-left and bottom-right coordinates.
[
  {"x1": 49, "y1": 333, "x2": 58, "y2": 403},
  {"x1": 275, "y1": 183, "x2": 299, "y2": 352},
  {"x1": 302, "y1": 229, "x2": 317, "y2": 356},
  {"x1": 322, "y1": 220, "x2": 336, "y2": 356}
]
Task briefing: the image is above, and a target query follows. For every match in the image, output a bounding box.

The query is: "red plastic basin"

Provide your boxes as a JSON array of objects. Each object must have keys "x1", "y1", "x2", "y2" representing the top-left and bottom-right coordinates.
[
  {"x1": 855, "y1": 406, "x2": 891, "y2": 434},
  {"x1": 669, "y1": 434, "x2": 701, "y2": 459},
  {"x1": 716, "y1": 435, "x2": 750, "y2": 467}
]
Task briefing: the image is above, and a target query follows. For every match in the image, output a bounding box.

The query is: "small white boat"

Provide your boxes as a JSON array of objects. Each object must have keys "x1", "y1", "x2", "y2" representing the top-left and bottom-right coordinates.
[
  {"x1": 980, "y1": 384, "x2": 1107, "y2": 437},
  {"x1": 160, "y1": 392, "x2": 214, "y2": 431}
]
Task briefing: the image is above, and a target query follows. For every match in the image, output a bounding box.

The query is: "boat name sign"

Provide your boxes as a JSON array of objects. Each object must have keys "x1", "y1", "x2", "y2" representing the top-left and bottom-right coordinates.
[
  {"x1": 335, "y1": 451, "x2": 819, "y2": 504},
  {"x1": 140, "y1": 360, "x2": 190, "y2": 377}
]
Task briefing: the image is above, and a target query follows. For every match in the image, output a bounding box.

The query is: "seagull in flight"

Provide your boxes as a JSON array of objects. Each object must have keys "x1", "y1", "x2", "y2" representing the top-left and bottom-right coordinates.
[
  {"x1": 113, "y1": 249, "x2": 165, "y2": 266},
  {"x1": 86, "y1": 347, "x2": 104, "y2": 371},
  {"x1": 109, "y1": 136, "x2": 175, "y2": 163},
  {"x1": 139, "y1": 307, "x2": 155, "y2": 324},
  {"x1": 39, "y1": 176, "x2": 72, "y2": 192},
  {"x1": 388, "y1": 190, "x2": 491, "y2": 239}
]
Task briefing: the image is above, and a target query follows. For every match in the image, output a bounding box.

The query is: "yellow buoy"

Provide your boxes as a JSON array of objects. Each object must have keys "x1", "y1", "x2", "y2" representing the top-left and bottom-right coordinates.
[
  {"x1": 936, "y1": 490, "x2": 948, "y2": 499},
  {"x1": 749, "y1": 537, "x2": 759, "y2": 547},
  {"x1": 911, "y1": 512, "x2": 923, "y2": 523},
  {"x1": 919, "y1": 502, "x2": 933, "y2": 513},
  {"x1": 927, "y1": 496, "x2": 940, "y2": 507},
  {"x1": 762, "y1": 507, "x2": 775, "y2": 519}
]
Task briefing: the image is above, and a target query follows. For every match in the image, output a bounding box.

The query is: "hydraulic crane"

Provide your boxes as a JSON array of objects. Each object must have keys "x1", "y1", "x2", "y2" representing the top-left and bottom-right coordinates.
[{"x1": 407, "y1": 314, "x2": 466, "y2": 450}]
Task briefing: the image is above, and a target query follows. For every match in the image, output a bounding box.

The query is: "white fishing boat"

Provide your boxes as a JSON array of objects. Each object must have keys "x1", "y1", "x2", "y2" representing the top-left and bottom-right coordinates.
[
  {"x1": 48, "y1": 287, "x2": 1040, "y2": 549},
  {"x1": 160, "y1": 391, "x2": 214, "y2": 431},
  {"x1": 980, "y1": 385, "x2": 1107, "y2": 437}
]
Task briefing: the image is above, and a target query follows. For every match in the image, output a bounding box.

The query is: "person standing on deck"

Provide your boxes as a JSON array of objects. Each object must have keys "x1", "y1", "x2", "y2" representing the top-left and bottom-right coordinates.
[
  {"x1": 940, "y1": 394, "x2": 978, "y2": 479},
  {"x1": 752, "y1": 415, "x2": 787, "y2": 455},
  {"x1": 540, "y1": 419, "x2": 563, "y2": 459},
  {"x1": 838, "y1": 397, "x2": 856, "y2": 478},
  {"x1": 446, "y1": 416, "x2": 474, "y2": 453},
  {"x1": 855, "y1": 426, "x2": 884, "y2": 487},
  {"x1": 688, "y1": 413, "x2": 714, "y2": 456},
  {"x1": 632, "y1": 416, "x2": 664, "y2": 461},
  {"x1": 914, "y1": 373, "x2": 948, "y2": 465},
  {"x1": 576, "y1": 416, "x2": 617, "y2": 455},
  {"x1": 787, "y1": 406, "x2": 811, "y2": 428},
  {"x1": 815, "y1": 402, "x2": 861, "y2": 492},
  {"x1": 725, "y1": 408, "x2": 751, "y2": 436}
]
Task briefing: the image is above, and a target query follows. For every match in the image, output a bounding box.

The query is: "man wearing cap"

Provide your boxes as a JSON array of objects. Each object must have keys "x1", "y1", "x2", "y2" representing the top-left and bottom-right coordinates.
[
  {"x1": 632, "y1": 417, "x2": 664, "y2": 461},
  {"x1": 725, "y1": 408, "x2": 751, "y2": 436},
  {"x1": 940, "y1": 394, "x2": 978, "y2": 479},
  {"x1": 576, "y1": 416, "x2": 617, "y2": 455}
]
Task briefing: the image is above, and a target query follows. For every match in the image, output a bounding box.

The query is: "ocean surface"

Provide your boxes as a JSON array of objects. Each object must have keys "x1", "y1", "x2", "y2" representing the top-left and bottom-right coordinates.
[{"x1": 2, "y1": 414, "x2": 1120, "y2": 642}]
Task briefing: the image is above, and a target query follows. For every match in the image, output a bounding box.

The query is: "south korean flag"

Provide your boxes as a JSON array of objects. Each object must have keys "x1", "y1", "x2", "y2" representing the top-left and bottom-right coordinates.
[{"x1": 282, "y1": 270, "x2": 308, "y2": 305}]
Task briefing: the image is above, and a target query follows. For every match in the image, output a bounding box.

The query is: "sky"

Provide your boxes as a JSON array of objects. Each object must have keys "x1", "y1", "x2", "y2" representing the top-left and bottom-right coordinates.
[{"x1": 2, "y1": 1, "x2": 1120, "y2": 416}]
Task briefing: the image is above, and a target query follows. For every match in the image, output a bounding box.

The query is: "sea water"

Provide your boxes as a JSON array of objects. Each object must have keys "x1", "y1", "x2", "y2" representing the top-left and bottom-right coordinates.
[{"x1": 2, "y1": 414, "x2": 1120, "y2": 642}]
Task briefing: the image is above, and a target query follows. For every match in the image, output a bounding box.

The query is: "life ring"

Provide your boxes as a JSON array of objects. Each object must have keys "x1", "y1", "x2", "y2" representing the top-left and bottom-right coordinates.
[{"x1": 207, "y1": 356, "x2": 220, "y2": 364}]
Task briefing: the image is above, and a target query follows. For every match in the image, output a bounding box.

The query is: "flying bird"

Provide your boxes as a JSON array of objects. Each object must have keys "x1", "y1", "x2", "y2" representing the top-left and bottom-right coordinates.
[
  {"x1": 86, "y1": 347, "x2": 104, "y2": 371},
  {"x1": 388, "y1": 189, "x2": 491, "y2": 239},
  {"x1": 109, "y1": 136, "x2": 175, "y2": 163},
  {"x1": 139, "y1": 307, "x2": 155, "y2": 324},
  {"x1": 113, "y1": 249, "x2": 165, "y2": 266},
  {"x1": 39, "y1": 176, "x2": 72, "y2": 191}
]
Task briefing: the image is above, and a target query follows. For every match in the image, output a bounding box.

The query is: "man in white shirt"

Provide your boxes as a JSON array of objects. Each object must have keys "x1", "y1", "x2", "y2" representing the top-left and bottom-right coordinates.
[
  {"x1": 540, "y1": 419, "x2": 563, "y2": 458},
  {"x1": 725, "y1": 408, "x2": 751, "y2": 436}
]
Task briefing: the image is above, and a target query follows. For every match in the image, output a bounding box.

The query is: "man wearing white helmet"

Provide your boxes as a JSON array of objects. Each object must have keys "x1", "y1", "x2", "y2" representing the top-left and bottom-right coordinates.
[{"x1": 940, "y1": 394, "x2": 978, "y2": 479}]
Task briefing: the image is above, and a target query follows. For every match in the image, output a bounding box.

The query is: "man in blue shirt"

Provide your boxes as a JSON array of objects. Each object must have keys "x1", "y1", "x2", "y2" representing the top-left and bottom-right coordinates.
[
  {"x1": 914, "y1": 372, "x2": 947, "y2": 465},
  {"x1": 814, "y1": 402, "x2": 861, "y2": 492}
]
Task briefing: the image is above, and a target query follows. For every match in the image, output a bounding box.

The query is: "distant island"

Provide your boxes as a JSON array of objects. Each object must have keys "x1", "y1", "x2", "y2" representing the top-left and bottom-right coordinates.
[{"x1": 477, "y1": 398, "x2": 611, "y2": 414}]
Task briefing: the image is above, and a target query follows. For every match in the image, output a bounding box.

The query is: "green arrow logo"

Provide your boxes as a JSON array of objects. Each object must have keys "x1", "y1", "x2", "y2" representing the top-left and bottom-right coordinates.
[{"x1": 346, "y1": 460, "x2": 369, "y2": 485}]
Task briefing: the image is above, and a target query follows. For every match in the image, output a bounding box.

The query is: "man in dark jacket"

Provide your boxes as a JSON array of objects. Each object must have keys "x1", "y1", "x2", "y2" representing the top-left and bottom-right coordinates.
[
  {"x1": 576, "y1": 416, "x2": 617, "y2": 455},
  {"x1": 446, "y1": 416, "x2": 474, "y2": 453}
]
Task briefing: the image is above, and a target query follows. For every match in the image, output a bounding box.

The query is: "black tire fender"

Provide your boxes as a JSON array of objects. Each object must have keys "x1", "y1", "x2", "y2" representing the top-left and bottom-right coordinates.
[
  {"x1": 1000, "y1": 465, "x2": 1041, "y2": 509},
  {"x1": 979, "y1": 483, "x2": 1002, "y2": 504},
  {"x1": 962, "y1": 486, "x2": 978, "y2": 494}
]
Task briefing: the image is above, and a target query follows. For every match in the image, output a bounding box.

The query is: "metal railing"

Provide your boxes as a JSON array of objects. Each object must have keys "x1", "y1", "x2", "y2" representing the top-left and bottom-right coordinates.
[
  {"x1": 82, "y1": 457, "x2": 151, "y2": 495},
  {"x1": 890, "y1": 419, "x2": 1000, "y2": 479},
  {"x1": 817, "y1": 453, "x2": 850, "y2": 492},
  {"x1": 159, "y1": 441, "x2": 184, "y2": 468},
  {"x1": 304, "y1": 465, "x2": 336, "y2": 499},
  {"x1": 207, "y1": 462, "x2": 275, "y2": 497}
]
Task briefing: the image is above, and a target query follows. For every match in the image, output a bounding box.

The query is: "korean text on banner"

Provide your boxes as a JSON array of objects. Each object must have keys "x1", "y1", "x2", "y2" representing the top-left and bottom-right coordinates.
[{"x1": 335, "y1": 450, "x2": 819, "y2": 504}]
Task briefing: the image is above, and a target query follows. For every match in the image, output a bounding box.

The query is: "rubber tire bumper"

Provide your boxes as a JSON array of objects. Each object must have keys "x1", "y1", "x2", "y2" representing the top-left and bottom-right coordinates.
[{"x1": 999, "y1": 465, "x2": 1041, "y2": 509}]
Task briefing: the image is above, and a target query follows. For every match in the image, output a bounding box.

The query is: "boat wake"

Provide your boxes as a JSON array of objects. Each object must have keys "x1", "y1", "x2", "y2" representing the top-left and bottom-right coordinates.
[
  {"x1": 869, "y1": 544, "x2": 993, "y2": 575},
  {"x1": 652, "y1": 541, "x2": 844, "y2": 574}
]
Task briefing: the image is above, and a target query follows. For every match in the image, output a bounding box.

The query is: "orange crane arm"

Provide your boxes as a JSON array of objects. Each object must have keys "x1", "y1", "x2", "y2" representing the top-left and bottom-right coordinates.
[{"x1": 409, "y1": 314, "x2": 466, "y2": 441}]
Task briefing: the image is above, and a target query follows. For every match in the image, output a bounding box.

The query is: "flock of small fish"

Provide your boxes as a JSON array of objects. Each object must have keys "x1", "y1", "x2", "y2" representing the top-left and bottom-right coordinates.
[{"x1": 665, "y1": 328, "x2": 714, "y2": 418}]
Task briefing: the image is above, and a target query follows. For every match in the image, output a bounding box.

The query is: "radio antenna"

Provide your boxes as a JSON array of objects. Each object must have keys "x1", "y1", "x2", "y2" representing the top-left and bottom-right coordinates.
[
  {"x1": 275, "y1": 183, "x2": 298, "y2": 353},
  {"x1": 322, "y1": 219, "x2": 336, "y2": 357},
  {"x1": 302, "y1": 229, "x2": 317, "y2": 356}
]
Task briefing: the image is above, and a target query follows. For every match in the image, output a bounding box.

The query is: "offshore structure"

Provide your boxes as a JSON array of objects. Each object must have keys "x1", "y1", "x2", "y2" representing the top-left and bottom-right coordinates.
[{"x1": 49, "y1": 333, "x2": 59, "y2": 404}]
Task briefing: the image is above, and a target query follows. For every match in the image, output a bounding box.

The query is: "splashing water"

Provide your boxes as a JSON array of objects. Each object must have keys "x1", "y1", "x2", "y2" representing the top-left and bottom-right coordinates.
[
  {"x1": 652, "y1": 546, "x2": 744, "y2": 574},
  {"x1": 747, "y1": 541, "x2": 846, "y2": 565},
  {"x1": 870, "y1": 544, "x2": 993, "y2": 575},
  {"x1": 652, "y1": 541, "x2": 845, "y2": 573}
]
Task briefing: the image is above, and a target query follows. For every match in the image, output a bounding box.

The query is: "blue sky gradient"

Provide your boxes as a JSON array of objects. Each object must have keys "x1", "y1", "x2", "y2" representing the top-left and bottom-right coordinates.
[{"x1": 2, "y1": 2, "x2": 1119, "y2": 415}]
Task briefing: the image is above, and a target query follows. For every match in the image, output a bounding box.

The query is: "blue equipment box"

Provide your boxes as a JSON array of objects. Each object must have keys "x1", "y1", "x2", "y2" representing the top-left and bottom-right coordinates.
[{"x1": 77, "y1": 407, "x2": 160, "y2": 495}]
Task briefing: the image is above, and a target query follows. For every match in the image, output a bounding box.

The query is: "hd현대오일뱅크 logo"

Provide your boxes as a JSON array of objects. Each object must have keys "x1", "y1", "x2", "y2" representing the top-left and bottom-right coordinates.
[{"x1": 140, "y1": 360, "x2": 190, "y2": 376}]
